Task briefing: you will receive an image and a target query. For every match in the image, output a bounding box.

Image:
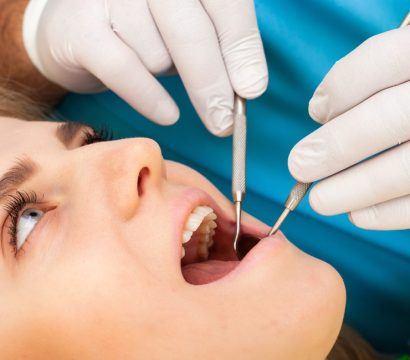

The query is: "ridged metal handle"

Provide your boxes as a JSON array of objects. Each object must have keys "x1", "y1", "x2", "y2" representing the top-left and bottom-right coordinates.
[
  {"x1": 232, "y1": 95, "x2": 247, "y2": 201},
  {"x1": 285, "y1": 182, "x2": 312, "y2": 211},
  {"x1": 268, "y1": 182, "x2": 311, "y2": 236}
]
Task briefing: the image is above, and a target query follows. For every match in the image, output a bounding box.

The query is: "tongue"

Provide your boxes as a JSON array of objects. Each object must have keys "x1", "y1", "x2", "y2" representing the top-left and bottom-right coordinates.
[{"x1": 182, "y1": 260, "x2": 239, "y2": 285}]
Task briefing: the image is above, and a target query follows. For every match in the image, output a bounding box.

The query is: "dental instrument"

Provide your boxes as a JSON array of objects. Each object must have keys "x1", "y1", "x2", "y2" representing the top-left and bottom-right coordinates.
[
  {"x1": 230, "y1": 97, "x2": 312, "y2": 258},
  {"x1": 234, "y1": 11, "x2": 410, "y2": 260},
  {"x1": 235, "y1": 182, "x2": 312, "y2": 260},
  {"x1": 268, "y1": 182, "x2": 312, "y2": 236},
  {"x1": 268, "y1": 10, "x2": 410, "y2": 236},
  {"x1": 230, "y1": 97, "x2": 311, "y2": 258},
  {"x1": 232, "y1": 95, "x2": 247, "y2": 253}
]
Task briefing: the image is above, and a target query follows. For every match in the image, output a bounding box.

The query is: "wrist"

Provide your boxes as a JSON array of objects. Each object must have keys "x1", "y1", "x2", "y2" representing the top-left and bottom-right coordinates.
[{"x1": 23, "y1": 0, "x2": 49, "y2": 74}]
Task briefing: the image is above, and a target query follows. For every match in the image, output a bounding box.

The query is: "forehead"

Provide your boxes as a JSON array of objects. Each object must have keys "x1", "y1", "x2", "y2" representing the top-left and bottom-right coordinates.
[{"x1": 0, "y1": 118, "x2": 61, "y2": 174}]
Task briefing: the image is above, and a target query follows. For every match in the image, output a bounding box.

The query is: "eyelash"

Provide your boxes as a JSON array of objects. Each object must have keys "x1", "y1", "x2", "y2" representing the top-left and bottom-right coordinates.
[
  {"x1": 2, "y1": 125, "x2": 114, "y2": 256},
  {"x1": 2, "y1": 191, "x2": 39, "y2": 256},
  {"x1": 82, "y1": 126, "x2": 113, "y2": 145}
]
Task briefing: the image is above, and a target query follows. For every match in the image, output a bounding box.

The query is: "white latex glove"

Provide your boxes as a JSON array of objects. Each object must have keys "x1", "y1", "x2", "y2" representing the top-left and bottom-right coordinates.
[
  {"x1": 23, "y1": 0, "x2": 268, "y2": 136},
  {"x1": 288, "y1": 24, "x2": 410, "y2": 230}
]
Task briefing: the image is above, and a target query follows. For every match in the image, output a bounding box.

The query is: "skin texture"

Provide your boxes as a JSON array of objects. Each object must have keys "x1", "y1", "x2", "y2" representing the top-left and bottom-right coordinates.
[{"x1": 0, "y1": 117, "x2": 346, "y2": 359}]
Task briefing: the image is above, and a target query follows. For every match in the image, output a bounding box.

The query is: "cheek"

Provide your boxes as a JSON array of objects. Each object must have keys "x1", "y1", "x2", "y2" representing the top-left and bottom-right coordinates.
[
  {"x1": 279, "y1": 255, "x2": 346, "y2": 355},
  {"x1": 27, "y1": 249, "x2": 151, "y2": 323},
  {"x1": 272, "y1": 249, "x2": 345, "y2": 334},
  {"x1": 14, "y1": 253, "x2": 172, "y2": 357}
]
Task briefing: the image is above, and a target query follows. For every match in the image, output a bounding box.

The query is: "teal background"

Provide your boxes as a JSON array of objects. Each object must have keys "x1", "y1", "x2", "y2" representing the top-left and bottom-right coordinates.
[{"x1": 58, "y1": 0, "x2": 410, "y2": 353}]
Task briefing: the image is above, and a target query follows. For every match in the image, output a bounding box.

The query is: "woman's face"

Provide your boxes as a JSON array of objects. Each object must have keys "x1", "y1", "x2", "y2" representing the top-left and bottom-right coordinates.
[{"x1": 0, "y1": 117, "x2": 345, "y2": 359}]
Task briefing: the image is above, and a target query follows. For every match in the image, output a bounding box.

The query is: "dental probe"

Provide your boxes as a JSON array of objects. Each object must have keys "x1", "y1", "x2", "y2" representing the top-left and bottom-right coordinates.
[
  {"x1": 234, "y1": 182, "x2": 312, "y2": 260},
  {"x1": 268, "y1": 11, "x2": 410, "y2": 237},
  {"x1": 268, "y1": 182, "x2": 312, "y2": 236},
  {"x1": 232, "y1": 95, "x2": 247, "y2": 252},
  {"x1": 234, "y1": 12, "x2": 410, "y2": 260}
]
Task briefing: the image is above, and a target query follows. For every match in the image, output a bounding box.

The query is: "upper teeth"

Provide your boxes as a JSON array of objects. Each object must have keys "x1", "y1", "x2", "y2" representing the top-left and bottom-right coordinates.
[{"x1": 182, "y1": 206, "x2": 217, "y2": 260}]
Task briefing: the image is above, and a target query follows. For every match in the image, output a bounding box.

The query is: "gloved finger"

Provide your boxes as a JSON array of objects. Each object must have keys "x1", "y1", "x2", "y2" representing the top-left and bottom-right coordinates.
[
  {"x1": 109, "y1": 0, "x2": 173, "y2": 74},
  {"x1": 201, "y1": 0, "x2": 268, "y2": 99},
  {"x1": 148, "y1": 0, "x2": 234, "y2": 137},
  {"x1": 309, "y1": 141, "x2": 410, "y2": 215},
  {"x1": 309, "y1": 26, "x2": 410, "y2": 124},
  {"x1": 77, "y1": 27, "x2": 179, "y2": 125},
  {"x1": 349, "y1": 195, "x2": 410, "y2": 230},
  {"x1": 289, "y1": 81, "x2": 410, "y2": 183}
]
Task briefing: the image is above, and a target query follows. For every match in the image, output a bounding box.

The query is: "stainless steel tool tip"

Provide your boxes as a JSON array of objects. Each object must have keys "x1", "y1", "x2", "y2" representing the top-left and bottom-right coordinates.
[
  {"x1": 233, "y1": 201, "x2": 242, "y2": 251},
  {"x1": 235, "y1": 182, "x2": 310, "y2": 258},
  {"x1": 268, "y1": 208, "x2": 291, "y2": 236}
]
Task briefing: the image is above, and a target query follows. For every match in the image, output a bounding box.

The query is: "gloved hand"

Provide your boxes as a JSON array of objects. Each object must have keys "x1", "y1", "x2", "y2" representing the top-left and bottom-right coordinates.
[
  {"x1": 288, "y1": 24, "x2": 410, "y2": 230},
  {"x1": 23, "y1": 0, "x2": 268, "y2": 136}
]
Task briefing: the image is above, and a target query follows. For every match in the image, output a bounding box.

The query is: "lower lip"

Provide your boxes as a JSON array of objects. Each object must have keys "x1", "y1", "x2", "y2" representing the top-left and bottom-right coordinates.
[
  {"x1": 213, "y1": 232, "x2": 287, "y2": 283},
  {"x1": 236, "y1": 233, "x2": 263, "y2": 260}
]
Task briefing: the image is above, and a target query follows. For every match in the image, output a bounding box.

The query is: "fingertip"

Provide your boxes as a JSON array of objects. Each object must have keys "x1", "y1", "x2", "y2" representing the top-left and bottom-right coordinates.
[
  {"x1": 309, "y1": 185, "x2": 337, "y2": 216},
  {"x1": 348, "y1": 211, "x2": 369, "y2": 229},
  {"x1": 287, "y1": 145, "x2": 317, "y2": 184},
  {"x1": 308, "y1": 86, "x2": 329, "y2": 124},
  {"x1": 308, "y1": 97, "x2": 323, "y2": 123},
  {"x1": 214, "y1": 125, "x2": 233, "y2": 137},
  {"x1": 206, "y1": 115, "x2": 233, "y2": 137},
  {"x1": 308, "y1": 187, "x2": 324, "y2": 215},
  {"x1": 347, "y1": 212, "x2": 356, "y2": 225},
  {"x1": 151, "y1": 98, "x2": 180, "y2": 125},
  {"x1": 348, "y1": 208, "x2": 377, "y2": 230},
  {"x1": 234, "y1": 67, "x2": 269, "y2": 99},
  {"x1": 287, "y1": 148, "x2": 303, "y2": 181},
  {"x1": 204, "y1": 101, "x2": 234, "y2": 137}
]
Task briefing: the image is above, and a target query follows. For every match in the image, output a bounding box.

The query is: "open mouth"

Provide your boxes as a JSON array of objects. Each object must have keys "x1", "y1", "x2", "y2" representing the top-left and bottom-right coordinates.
[{"x1": 180, "y1": 204, "x2": 266, "y2": 285}]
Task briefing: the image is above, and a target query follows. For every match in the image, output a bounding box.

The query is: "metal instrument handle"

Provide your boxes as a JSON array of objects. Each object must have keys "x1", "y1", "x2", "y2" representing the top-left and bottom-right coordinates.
[
  {"x1": 232, "y1": 95, "x2": 247, "y2": 202},
  {"x1": 285, "y1": 182, "x2": 312, "y2": 211}
]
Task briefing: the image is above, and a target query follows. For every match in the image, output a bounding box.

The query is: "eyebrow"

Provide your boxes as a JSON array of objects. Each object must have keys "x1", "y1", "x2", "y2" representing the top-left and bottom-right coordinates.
[
  {"x1": 56, "y1": 122, "x2": 86, "y2": 148},
  {"x1": 0, "y1": 157, "x2": 38, "y2": 200},
  {"x1": 1, "y1": 122, "x2": 93, "y2": 201},
  {"x1": 0, "y1": 122, "x2": 86, "y2": 200}
]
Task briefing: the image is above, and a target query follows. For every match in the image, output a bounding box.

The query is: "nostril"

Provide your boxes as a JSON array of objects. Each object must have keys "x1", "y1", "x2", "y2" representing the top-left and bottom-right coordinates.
[{"x1": 138, "y1": 167, "x2": 150, "y2": 197}]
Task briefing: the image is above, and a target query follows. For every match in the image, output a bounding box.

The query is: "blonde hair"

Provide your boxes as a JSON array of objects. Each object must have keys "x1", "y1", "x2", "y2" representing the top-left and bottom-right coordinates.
[{"x1": 0, "y1": 82, "x2": 48, "y2": 120}]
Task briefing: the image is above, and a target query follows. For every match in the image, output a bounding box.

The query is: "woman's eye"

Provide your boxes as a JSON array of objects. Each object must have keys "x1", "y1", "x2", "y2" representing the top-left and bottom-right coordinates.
[
  {"x1": 16, "y1": 209, "x2": 44, "y2": 250},
  {"x1": 83, "y1": 126, "x2": 113, "y2": 145}
]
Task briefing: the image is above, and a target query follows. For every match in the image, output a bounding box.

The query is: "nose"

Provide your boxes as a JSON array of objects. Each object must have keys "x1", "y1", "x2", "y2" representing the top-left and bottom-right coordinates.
[{"x1": 70, "y1": 138, "x2": 165, "y2": 219}]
